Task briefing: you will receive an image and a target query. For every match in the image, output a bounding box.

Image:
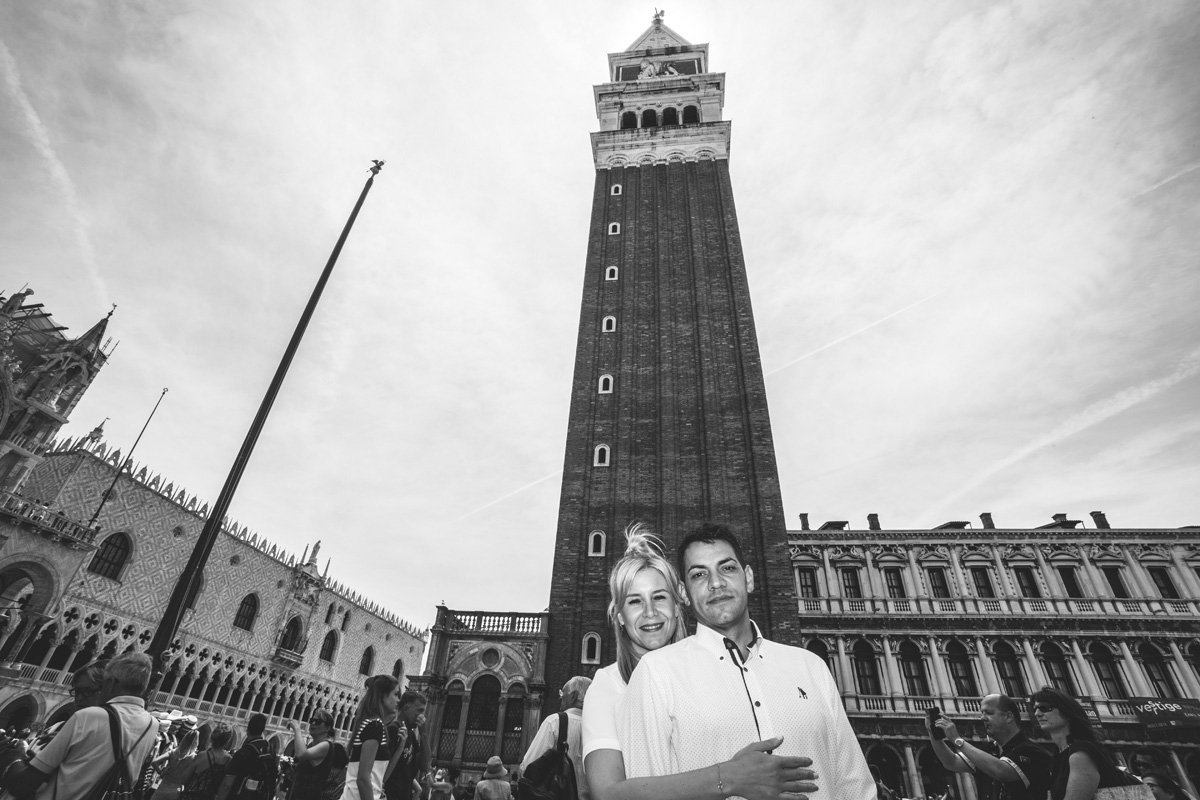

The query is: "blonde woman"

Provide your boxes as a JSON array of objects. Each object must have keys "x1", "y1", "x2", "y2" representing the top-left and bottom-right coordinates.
[
  {"x1": 343, "y1": 674, "x2": 400, "y2": 800},
  {"x1": 582, "y1": 523, "x2": 811, "y2": 800}
]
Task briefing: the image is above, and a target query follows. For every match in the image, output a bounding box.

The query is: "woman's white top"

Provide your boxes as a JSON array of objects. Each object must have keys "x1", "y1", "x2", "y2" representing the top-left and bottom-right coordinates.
[{"x1": 581, "y1": 662, "x2": 626, "y2": 759}]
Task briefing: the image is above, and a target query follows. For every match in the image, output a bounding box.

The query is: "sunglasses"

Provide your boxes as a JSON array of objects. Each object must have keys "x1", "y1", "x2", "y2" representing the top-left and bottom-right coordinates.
[
  {"x1": 1033, "y1": 704, "x2": 1056, "y2": 713},
  {"x1": 73, "y1": 686, "x2": 100, "y2": 697}
]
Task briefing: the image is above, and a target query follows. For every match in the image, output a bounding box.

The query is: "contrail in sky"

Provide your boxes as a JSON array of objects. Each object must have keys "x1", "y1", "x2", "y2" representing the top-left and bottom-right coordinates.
[
  {"x1": 1130, "y1": 162, "x2": 1200, "y2": 200},
  {"x1": 0, "y1": 39, "x2": 109, "y2": 304},
  {"x1": 765, "y1": 290, "x2": 944, "y2": 377},
  {"x1": 438, "y1": 469, "x2": 562, "y2": 529},
  {"x1": 925, "y1": 346, "x2": 1200, "y2": 518}
]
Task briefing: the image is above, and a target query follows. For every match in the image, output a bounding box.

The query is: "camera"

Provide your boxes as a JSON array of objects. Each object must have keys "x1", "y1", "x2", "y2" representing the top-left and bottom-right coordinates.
[{"x1": 926, "y1": 706, "x2": 945, "y2": 740}]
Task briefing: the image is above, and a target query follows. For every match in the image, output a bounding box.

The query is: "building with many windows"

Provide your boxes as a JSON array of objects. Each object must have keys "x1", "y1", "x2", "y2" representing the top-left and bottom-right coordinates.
[
  {"x1": 0, "y1": 290, "x2": 426, "y2": 745},
  {"x1": 788, "y1": 511, "x2": 1200, "y2": 800}
]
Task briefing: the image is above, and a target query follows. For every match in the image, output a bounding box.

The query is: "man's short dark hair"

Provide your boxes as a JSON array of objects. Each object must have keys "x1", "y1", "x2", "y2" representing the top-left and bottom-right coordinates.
[
  {"x1": 399, "y1": 690, "x2": 426, "y2": 710},
  {"x1": 993, "y1": 694, "x2": 1021, "y2": 723},
  {"x1": 247, "y1": 713, "x2": 267, "y2": 737},
  {"x1": 677, "y1": 523, "x2": 746, "y2": 576}
]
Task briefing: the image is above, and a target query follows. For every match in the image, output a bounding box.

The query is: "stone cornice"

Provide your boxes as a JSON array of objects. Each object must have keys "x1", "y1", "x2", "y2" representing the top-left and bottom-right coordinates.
[{"x1": 591, "y1": 121, "x2": 731, "y2": 169}]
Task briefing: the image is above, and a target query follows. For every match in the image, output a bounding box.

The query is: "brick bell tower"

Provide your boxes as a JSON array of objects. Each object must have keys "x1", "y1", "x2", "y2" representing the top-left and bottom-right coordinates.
[{"x1": 543, "y1": 15, "x2": 797, "y2": 701}]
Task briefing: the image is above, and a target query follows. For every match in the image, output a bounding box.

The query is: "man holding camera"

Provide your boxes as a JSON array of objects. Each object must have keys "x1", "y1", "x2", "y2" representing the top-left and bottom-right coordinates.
[{"x1": 927, "y1": 694, "x2": 1052, "y2": 800}]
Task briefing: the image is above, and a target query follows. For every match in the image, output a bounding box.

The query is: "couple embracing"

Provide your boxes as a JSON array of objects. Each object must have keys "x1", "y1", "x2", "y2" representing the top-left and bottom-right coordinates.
[{"x1": 580, "y1": 522, "x2": 877, "y2": 800}]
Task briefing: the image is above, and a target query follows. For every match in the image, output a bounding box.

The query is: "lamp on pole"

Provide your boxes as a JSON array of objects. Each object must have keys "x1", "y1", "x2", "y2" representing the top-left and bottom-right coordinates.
[{"x1": 145, "y1": 161, "x2": 385, "y2": 686}]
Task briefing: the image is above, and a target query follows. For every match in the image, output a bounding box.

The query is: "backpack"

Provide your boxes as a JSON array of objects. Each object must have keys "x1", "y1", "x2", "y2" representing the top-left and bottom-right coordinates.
[
  {"x1": 181, "y1": 749, "x2": 230, "y2": 800},
  {"x1": 517, "y1": 712, "x2": 578, "y2": 800},
  {"x1": 322, "y1": 742, "x2": 349, "y2": 800},
  {"x1": 233, "y1": 738, "x2": 278, "y2": 800},
  {"x1": 84, "y1": 705, "x2": 156, "y2": 800}
]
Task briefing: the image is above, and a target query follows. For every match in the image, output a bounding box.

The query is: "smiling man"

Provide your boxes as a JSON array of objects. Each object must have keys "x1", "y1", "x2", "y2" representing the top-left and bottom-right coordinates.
[{"x1": 618, "y1": 523, "x2": 875, "y2": 800}]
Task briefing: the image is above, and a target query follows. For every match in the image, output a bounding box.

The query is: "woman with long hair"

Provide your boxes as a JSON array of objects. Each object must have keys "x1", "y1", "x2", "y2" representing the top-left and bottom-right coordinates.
[
  {"x1": 582, "y1": 523, "x2": 810, "y2": 800},
  {"x1": 151, "y1": 727, "x2": 200, "y2": 799},
  {"x1": 178, "y1": 724, "x2": 233, "y2": 800},
  {"x1": 287, "y1": 709, "x2": 338, "y2": 800},
  {"x1": 343, "y1": 674, "x2": 400, "y2": 800},
  {"x1": 1032, "y1": 686, "x2": 1144, "y2": 799}
]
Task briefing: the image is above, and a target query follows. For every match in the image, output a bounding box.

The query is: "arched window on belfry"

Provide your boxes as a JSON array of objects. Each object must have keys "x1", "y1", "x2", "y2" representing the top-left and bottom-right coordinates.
[
  {"x1": 88, "y1": 532, "x2": 132, "y2": 580},
  {"x1": 620, "y1": 111, "x2": 637, "y2": 130},
  {"x1": 598, "y1": 374, "x2": 613, "y2": 394},
  {"x1": 611, "y1": 184, "x2": 622, "y2": 196},
  {"x1": 588, "y1": 531, "x2": 605, "y2": 557},
  {"x1": 641, "y1": 109, "x2": 658, "y2": 128},
  {"x1": 602, "y1": 316, "x2": 616, "y2": 333},
  {"x1": 605, "y1": 266, "x2": 618, "y2": 281},
  {"x1": 581, "y1": 633, "x2": 601, "y2": 665},
  {"x1": 662, "y1": 107, "x2": 679, "y2": 126},
  {"x1": 682, "y1": 105, "x2": 699, "y2": 124},
  {"x1": 593, "y1": 445, "x2": 610, "y2": 467}
]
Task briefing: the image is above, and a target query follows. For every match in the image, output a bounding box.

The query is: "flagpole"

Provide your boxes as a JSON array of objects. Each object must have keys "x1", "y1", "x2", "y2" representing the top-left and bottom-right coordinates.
[
  {"x1": 88, "y1": 388, "x2": 168, "y2": 528},
  {"x1": 145, "y1": 162, "x2": 385, "y2": 688}
]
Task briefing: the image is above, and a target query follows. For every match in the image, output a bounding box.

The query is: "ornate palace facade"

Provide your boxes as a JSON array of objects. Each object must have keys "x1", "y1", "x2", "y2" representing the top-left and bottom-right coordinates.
[{"x1": 0, "y1": 290, "x2": 426, "y2": 745}]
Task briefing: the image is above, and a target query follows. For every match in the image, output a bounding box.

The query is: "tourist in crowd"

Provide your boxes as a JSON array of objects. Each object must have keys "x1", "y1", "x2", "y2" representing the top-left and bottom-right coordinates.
[
  {"x1": 152, "y1": 723, "x2": 201, "y2": 799},
  {"x1": 429, "y1": 767, "x2": 454, "y2": 800},
  {"x1": 344, "y1": 674, "x2": 400, "y2": 800},
  {"x1": 287, "y1": 709, "x2": 339, "y2": 800},
  {"x1": 383, "y1": 691, "x2": 429, "y2": 800},
  {"x1": 1144, "y1": 771, "x2": 1187, "y2": 800},
  {"x1": 215, "y1": 713, "x2": 276, "y2": 800},
  {"x1": 1033, "y1": 686, "x2": 1145, "y2": 800},
  {"x1": 178, "y1": 723, "x2": 234, "y2": 800},
  {"x1": 582, "y1": 523, "x2": 811, "y2": 800},
  {"x1": 521, "y1": 675, "x2": 591, "y2": 799},
  {"x1": 473, "y1": 757, "x2": 512, "y2": 800}
]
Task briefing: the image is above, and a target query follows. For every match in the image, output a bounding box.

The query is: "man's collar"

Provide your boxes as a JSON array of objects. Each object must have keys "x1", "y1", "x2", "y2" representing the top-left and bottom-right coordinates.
[
  {"x1": 564, "y1": 707, "x2": 583, "y2": 718},
  {"x1": 694, "y1": 620, "x2": 763, "y2": 658},
  {"x1": 107, "y1": 696, "x2": 147, "y2": 707},
  {"x1": 998, "y1": 730, "x2": 1027, "y2": 750}
]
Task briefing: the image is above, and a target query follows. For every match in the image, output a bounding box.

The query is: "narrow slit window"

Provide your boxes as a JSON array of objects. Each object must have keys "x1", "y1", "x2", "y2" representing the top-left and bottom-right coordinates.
[
  {"x1": 602, "y1": 316, "x2": 616, "y2": 333},
  {"x1": 582, "y1": 633, "x2": 601, "y2": 664},
  {"x1": 588, "y1": 531, "x2": 606, "y2": 556},
  {"x1": 598, "y1": 374, "x2": 613, "y2": 394},
  {"x1": 608, "y1": 222, "x2": 620, "y2": 235},
  {"x1": 593, "y1": 444, "x2": 610, "y2": 467},
  {"x1": 611, "y1": 184, "x2": 622, "y2": 196},
  {"x1": 605, "y1": 266, "x2": 618, "y2": 281}
]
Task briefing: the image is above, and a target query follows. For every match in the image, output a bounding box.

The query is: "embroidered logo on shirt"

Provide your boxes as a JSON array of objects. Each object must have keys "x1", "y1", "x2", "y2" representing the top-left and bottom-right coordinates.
[{"x1": 797, "y1": 687, "x2": 808, "y2": 699}]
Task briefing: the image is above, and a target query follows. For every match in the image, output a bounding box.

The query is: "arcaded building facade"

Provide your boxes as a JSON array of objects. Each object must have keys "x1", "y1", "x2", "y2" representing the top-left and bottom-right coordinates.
[
  {"x1": 789, "y1": 512, "x2": 1200, "y2": 800},
  {"x1": 0, "y1": 291, "x2": 425, "y2": 744}
]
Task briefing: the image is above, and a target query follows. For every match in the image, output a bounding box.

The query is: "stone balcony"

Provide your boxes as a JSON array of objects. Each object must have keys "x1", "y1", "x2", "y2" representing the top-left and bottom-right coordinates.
[{"x1": 0, "y1": 490, "x2": 98, "y2": 546}]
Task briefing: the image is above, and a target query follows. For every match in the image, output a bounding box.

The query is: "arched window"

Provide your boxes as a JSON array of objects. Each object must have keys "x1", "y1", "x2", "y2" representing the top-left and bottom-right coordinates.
[
  {"x1": 682, "y1": 105, "x2": 699, "y2": 124},
  {"x1": 662, "y1": 107, "x2": 679, "y2": 126},
  {"x1": 325, "y1": 604, "x2": 335, "y2": 625},
  {"x1": 641, "y1": 109, "x2": 658, "y2": 128},
  {"x1": 607, "y1": 222, "x2": 620, "y2": 235},
  {"x1": 945, "y1": 640, "x2": 979, "y2": 696},
  {"x1": 1139, "y1": 643, "x2": 1178, "y2": 698},
  {"x1": 341, "y1": 612, "x2": 350, "y2": 633},
  {"x1": 602, "y1": 316, "x2": 616, "y2": 332},
  {"x1": 806, "y1": 639, "x2": 834, "y2": 677},
  {"x1": 853, "y1": 640, "x2": 882, "y2": 694},
  {"x1": 88, "y1": 532, "x2": 131, "y2": 579},
  {"x1": 899, "y1": 641, "x2": 930, "y2": 696},
  {"x1": 620, "y1": 111, "x2": 637, "y2": 130},
  {"x1": 279, "y1": 616, "x2": 303, "y2": 652},
  {"x1": 593, "y1": 444, "x2": 610, "y2": 467},
  {"x1": 611, "y1": 184, "x2": 622, "y2": 196},
  {"x1": 393, "y1": 659, "x2": 404, "y2": 680},
  {"x1": 605, "y1": 266, "x2": 618, "y2": 281},
  {"x1": 319, "y1": 631, "x2": 338, "y2": 663},
  {"x1": 993, "y1": 642, "x2": 1027, "y2": 697},
  {"x1": 465, "y1": 675, "x2": 502, "y2": 761},
  {"x1": 233, "y1": 594, "x2": 258, "y2": 631},
  {"x1": 359, "y1": 646, "x2": 375, "y2": 676},
  {"x1": 581, "y1": 633, "x2": 601, "y2": 664},
  {"x1": 1040, "y1": 642, "x2": 1076, "y2": 695},
  {"x1": 598, "y1": 374, "x2": 613, "y2": 394},
  {"x1": 588, "y1": 531, "x2": 606, "y2": 556},
  {"x1": 1089, "y1": 642, "x2": 1128, "y2": 699}
]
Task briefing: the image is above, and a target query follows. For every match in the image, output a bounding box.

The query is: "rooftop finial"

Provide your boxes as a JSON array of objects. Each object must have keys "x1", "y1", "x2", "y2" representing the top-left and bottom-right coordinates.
[
  {"x1": 106, "y1": 303, "x2": 117, "y2": 319},
  {"x1": 654, "y1": 8, "x2": 665, "y2": 23}
]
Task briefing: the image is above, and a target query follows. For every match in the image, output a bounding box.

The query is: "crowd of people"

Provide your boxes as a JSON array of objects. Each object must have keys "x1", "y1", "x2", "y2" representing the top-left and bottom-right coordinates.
[{"x1": 1, "y1": 520, "x2": 1195, "y2": 800}]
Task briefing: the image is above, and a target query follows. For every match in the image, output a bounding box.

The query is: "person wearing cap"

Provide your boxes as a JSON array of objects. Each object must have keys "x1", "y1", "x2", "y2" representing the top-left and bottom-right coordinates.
[{"x1": 473, "y1": 757, "x2": 512, "y2": 800}]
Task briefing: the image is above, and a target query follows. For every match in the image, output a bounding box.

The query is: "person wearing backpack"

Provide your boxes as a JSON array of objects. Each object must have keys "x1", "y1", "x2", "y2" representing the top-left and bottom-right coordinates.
[
  {"x1": 180, "y1": 725, "x2": 234, "y2": 800},
  {"x1": 519, "y1": 676, "x2": 591, "y2": 800},
  {"x1": 215, "y1": 713, "x2": 277, "y2": 800},
  {"x1": 0, "y1": 653, "x2": 159, "y2": 799},
  {"x1": 286, "y1": 710, "x2": 345, "y2": 800}
]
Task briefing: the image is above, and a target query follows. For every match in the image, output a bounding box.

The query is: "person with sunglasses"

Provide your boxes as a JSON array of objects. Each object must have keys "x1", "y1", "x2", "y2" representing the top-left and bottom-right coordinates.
[
  {"x1": 927, "y1": 693, "x2": 1052, "y2": 800},
  {"x1": 1142, "y1": 770, "x2": 1188, "y2": 800},
  {"x1": 1031, "y1": 686, "x2": 1145, "y2": 800},
  {"x1": 287, "y1": 710, "x2": 343, "y2": 800}
]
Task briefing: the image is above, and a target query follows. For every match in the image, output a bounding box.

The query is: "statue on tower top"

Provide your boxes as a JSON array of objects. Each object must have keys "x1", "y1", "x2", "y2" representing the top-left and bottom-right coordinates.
[{"x1": 654, "y1": 8, "x2": 665, "y2": 23}]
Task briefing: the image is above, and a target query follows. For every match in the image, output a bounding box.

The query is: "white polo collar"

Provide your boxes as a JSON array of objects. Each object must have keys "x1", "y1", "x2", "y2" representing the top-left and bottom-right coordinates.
[{"x1": 694, "y1": 620, "x2": 764, "y2": 660}]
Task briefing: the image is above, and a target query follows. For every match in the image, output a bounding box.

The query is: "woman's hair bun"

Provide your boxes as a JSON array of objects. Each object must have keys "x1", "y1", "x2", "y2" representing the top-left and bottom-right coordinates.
[{"x1": 623, "y1": 521, "x2": 665, "y2": 559}]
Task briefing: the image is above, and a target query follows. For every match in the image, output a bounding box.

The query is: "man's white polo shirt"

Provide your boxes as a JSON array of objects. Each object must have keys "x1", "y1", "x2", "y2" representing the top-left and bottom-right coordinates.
[
  {"x1": 618, "y1": 622, "x2": 875, "y2": 800},
  {"x1": 30, "y1": 695, "x2": 157, "y2": 799}
]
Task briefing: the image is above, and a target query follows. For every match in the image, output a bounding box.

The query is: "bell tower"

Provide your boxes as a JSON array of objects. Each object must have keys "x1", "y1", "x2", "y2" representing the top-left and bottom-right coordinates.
[{"x1": 544, "y1": 16, "x2": 797, "y2": 697}]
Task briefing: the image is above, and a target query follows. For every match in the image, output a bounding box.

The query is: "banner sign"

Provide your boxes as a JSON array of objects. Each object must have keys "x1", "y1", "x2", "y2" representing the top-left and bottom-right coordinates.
[{"x1": 1130, "y1": 697, "x2": 1200, "y2": 730}]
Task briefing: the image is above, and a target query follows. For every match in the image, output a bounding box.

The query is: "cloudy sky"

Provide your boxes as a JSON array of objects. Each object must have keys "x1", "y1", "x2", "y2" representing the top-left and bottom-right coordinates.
[{"x1": 2, "y1": 1, "x2": 1198, "y2": 631}]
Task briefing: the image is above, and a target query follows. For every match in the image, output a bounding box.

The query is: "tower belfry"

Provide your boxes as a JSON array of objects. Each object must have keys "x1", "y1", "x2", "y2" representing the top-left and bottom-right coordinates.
[{"x1": 544, "y1": 17, "x2": 797, "y2": 696}]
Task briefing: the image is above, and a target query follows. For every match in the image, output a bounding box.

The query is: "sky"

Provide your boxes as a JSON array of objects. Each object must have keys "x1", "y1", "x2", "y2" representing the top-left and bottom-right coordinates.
[{"x1": 2, "y1": 1, "x2": 1198, "y2": 633}]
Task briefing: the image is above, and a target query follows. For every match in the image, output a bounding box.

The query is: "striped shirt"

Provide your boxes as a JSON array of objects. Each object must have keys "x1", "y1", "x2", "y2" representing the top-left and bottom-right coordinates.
[{"x1": 618, "y1": 622, "x2": 875, "y2": 800}]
